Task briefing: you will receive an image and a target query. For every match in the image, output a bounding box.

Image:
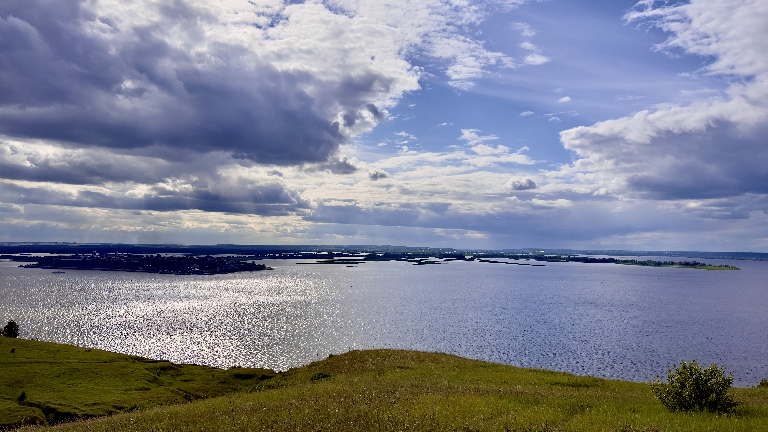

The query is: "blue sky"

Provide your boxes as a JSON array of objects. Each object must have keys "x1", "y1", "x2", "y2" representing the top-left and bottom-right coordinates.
[{"x1": 1, "y1": 0, "x2": 767, "y2": 251}]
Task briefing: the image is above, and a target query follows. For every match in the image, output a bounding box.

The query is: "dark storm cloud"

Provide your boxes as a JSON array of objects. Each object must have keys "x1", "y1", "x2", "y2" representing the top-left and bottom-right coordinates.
[
  {"x1": 309, "y1": 201, "x2": 455, "y2": 229},
  {"x1": 509, "y1": 178, "x2": 536, "y2": 191},
  {"x1": 0, "y1": 1, "x2": 398, "y2": 165},
  {"x1": 305, "y1": 155, "x2": 360, "y2": 175},
  {"x1": 306, "y1": 197, "x2": 688, "y2": 246},
  {"x1": 621, "y1": 125, "x2": 768, "y2": 201},
  {"x1": 0, "y1": 203, "x2": 22, "y2": 214},
  {"x1": 366, "y1": 103, "x2": 384, "y2": 120},
  {"x1": 1, "y1": 178, "x2": 310, "y2": 216},
  {"x1": 142, "y1": 182, "x2": 312, "y2": 215},
  {"x1": 0, "y1": 0, "x2": 114, "y2": 107},
  {"x1": 0, "y1": 143, "x2": 165, "y2": 185},
  {"x1": 368, "y1": 168, "x2": 390, "y2": 181}
]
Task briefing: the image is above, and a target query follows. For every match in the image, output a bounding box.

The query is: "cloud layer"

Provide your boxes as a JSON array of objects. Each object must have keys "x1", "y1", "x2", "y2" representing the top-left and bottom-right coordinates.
[
  {"x1": 0, "y1": 0, "x2": 542, "y2": 244},
  {"x1": 559, "y1": 0, "x2": 768, "y2": 207},
  {"x1": 0, "y1": 0, "x2": 421, "y2": 164},
  {"x1": 2, "y1": 0, "x2": 768, "y2": 251}
]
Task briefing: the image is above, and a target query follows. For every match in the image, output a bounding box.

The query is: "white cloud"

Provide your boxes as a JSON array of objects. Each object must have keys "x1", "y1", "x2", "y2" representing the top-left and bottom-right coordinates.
[
  {"x1": 437, "y1": 35, "x2": 516, "y2": 89},
  {"x1": 513, "y1": 21, "x2": 549, "y2": 67},
  {"x1": 625, "y1": 0, "x2": 768, "y2": 78},
  {"x1": 329, "y1": 0, "x2": 534, "y2": 89},
  {"x1": 394, "y1": 131, "x2": 418, "y2": 144},
  {"x1": 459, "y1": 129, "x2": 498, "y2": 146},
  {"x1": 616, "y1": 95, "x2": 644, "y2": 101},
  {"x1": 531, "y1": 198, "x2": 573, "y2": 208},
  {"x1": 554, "y1": 0, "x2": 768, "y2": 214},
  {"x1": 558, "y1": 96, "x2": 572, "y2": 103},
  {"x1": 512, "y1": 22, "x2": 536, "y2": 38},
  {"x1": 471, "y1": 144, "x2": 510, "y2": 156},
  {"x1": 524, "y1": 53, "x2": 550, "y2": 66}
]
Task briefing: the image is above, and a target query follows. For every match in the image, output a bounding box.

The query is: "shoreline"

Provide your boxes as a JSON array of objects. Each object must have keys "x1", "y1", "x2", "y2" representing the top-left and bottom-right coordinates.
[{"x1": 5, "y1": 251, "x2": 740, "y2": 273}]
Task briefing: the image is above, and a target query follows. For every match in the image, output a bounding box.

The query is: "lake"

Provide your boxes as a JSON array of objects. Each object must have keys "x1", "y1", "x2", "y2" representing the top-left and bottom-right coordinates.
[{"x1": 1, "y1": 257, "x2": 767, "y2": 386}]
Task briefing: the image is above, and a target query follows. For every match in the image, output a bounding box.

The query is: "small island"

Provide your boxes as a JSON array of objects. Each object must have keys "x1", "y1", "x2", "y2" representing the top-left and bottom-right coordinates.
[
  {"x1": 294, "y1": 253, "x2": 740, "y2": 270},
  {"x1": 16, "y1": 253, "x2": 271, "y2": 275},
  {"x1": 612, "y1": 259, "x2": 740, "y2": 270},
  {"x1": 553, "y1": 256, "x2": 741, "y2": 270}
]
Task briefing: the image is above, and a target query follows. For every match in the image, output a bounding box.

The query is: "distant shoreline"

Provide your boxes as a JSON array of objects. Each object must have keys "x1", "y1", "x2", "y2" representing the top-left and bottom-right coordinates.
[
  {"x1": 0, "y1": 242, "x2": 766, "y2": 262},
  {"x1": 4, "y1": 249, "x2": 739, "y2": 273}
]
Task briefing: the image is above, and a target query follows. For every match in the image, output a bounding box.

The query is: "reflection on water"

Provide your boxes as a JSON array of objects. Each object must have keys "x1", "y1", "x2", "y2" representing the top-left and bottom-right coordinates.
[{"x1": 1, "y1": 258, "x2": 767, "y2": 386}]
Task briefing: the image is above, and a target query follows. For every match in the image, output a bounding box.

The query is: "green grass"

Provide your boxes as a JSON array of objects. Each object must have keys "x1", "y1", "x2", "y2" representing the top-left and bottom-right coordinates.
[
  {"x1": 0, "y1": 337, "x2": 275, "y2": 429},
  {"x1": 4, "y1": 340, "x2": 768, "y2": 431}
]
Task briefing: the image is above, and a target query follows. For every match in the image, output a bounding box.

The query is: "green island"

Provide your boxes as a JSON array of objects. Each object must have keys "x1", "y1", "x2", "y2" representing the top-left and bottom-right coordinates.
[
  {"x1": 584, "y1": 258, "x2": 740, "y2": 270},
  {"x1": 12, "y1": 254, "x2": 271, "y2": 275},
  {"x1": 298, "y1": 254, "x2": 741, "y2": 270},
  {"x1": 3, "y1": 338, "x2": 768, "y2": 431}
]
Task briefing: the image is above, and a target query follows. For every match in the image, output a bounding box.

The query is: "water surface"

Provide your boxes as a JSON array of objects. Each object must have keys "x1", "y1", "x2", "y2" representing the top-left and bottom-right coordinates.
[{"x1": 1, "y1": 258, "x2": 766, "y2": 386}]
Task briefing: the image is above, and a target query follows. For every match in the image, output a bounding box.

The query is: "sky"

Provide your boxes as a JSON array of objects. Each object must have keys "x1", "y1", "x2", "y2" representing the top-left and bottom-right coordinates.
[{"x1": 1, "y1": 0, "x2": 767, "y2": 251}]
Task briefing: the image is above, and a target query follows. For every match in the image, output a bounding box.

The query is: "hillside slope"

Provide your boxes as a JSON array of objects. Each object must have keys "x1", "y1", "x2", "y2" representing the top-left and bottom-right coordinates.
[{"x1": 4, "y1": 339, "x2": 768, "y2": 431}]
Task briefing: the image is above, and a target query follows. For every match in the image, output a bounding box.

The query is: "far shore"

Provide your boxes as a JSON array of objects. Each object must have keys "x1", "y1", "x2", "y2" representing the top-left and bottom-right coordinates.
[{"x1": 3, "y1": 249, "x2": 740, "y2": 274}]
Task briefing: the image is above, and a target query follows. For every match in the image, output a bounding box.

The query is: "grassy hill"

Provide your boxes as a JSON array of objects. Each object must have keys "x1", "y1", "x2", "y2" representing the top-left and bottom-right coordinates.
[
  {"x1": 0, "y1": 337, "x2": 275, "y2": 429},
  {"x1": 3, "y1": 338, "x2": 768, "y2": 431}
]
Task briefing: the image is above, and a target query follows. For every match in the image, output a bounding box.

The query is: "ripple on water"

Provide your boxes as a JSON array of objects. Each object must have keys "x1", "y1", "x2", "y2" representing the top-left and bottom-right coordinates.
[{"x1": 2, "y1": 259, "x2": 768, "y2": 385}]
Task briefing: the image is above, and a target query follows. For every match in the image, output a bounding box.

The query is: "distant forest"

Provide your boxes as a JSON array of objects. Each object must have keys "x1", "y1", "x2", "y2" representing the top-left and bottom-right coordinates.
[{"x1": 0, "y1": 242, "x2": 764, "y2": 261}]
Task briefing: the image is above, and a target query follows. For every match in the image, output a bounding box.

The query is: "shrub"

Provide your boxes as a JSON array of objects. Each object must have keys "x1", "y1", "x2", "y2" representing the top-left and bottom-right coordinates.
[
  {"x1": 2, "y1": 320, "x2": 19, "y2": 338},
  {"x1": 310, "y1": 371, "x2": 332, "y2": 381},
  {"x1": 650, "y1": 360, "x2": 738, "y2": 414}
]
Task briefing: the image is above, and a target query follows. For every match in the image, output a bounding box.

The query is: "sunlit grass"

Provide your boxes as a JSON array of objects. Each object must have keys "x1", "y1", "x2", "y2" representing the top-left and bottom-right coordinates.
[
  {"x1": 5, "y1": 341, "x2": 768, "y2": 431},
  {"x1": 0, "y1": 337, "x2": 275, "y2": 429}
]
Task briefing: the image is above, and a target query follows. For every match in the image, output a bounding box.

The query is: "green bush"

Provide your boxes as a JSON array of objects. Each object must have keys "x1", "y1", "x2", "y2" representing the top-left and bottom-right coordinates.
[
  {"x1": 311, "y1": 371, "x2": 332, "y2": 381},
  {"x1": 650, "y1": 360, "x2": 738, "y2": 414},
  {"x1": 2, "y1": 320, "x2": 19, "y2": 338}
]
